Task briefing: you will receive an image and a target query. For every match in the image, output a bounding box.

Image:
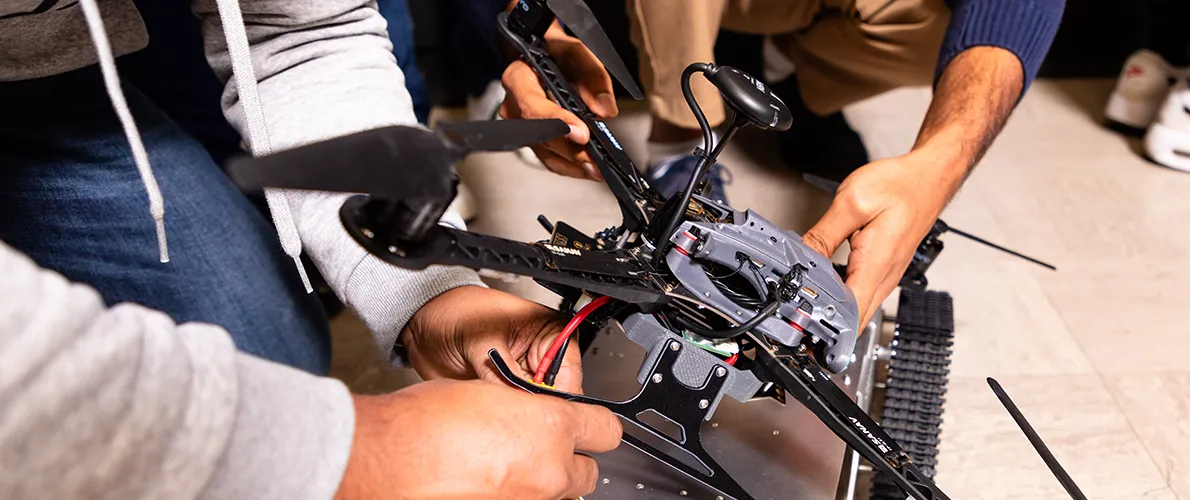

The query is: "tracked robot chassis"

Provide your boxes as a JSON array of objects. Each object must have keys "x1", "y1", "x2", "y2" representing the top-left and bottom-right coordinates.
[{"x1": 227, "y1": 1, "x2": 1081, "y2": 498}]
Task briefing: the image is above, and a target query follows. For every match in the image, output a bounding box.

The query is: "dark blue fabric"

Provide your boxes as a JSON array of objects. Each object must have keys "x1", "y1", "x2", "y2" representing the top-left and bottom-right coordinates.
[
  {"x1": 378, "y1": 0, "x2": 432, "y2": 123},
  {"x1": 0, "y1": 67, "x2": 332, "y2": 375},
  {"x1": 939, "y1": 0, "x2": 1066, "y2": 92}
]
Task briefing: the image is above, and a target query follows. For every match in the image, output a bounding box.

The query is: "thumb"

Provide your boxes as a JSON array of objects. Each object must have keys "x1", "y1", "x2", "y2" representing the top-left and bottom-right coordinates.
[
  {"x1": 471, "y1": 343, "x2": 531, "y2": 387},
  {"x1": 802, "y1": 198, "x2": 869, "y2": 260}
]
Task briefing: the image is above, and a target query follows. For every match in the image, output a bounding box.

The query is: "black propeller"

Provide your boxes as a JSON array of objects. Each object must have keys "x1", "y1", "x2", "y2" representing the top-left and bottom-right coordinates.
[
  {"x1": 545, "y1": 0, "x2": 643, "y2": 99},
  {"x1": 227, "y1": 119, "x2": 569, "y2": 201},
  {"x1": 988, "y1": 378, "x2": 1088, "y2": 500}
]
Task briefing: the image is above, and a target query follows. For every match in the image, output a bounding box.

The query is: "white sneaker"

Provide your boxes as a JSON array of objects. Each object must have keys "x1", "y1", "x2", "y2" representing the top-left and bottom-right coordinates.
[
  {"x1": 1144, "y1": 78, "x2": 1190, "y2": 172},
  {"x1": 1106, "y1": 50, "x2": 1177, "y2": 130}
]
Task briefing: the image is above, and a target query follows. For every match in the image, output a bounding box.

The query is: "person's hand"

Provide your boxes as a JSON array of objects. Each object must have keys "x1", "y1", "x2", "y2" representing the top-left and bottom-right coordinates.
[
  {"x1": 801, "y1": 151, "x2": 964, "y2": 328},
  {"x1": 500, "y1": 21, "x2": 617, "y2": 181},
  {"x1": 335, "y1": 379, "x2": 622, "y2": 500},
  {"x1": 401, "y1": 286, "x2": 584, "y2": 393}
]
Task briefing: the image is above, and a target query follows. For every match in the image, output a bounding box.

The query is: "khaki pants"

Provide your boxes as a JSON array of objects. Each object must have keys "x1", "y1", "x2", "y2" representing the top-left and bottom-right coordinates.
[{"x1": 628, "y1": 0, "x2": 950, "y2": 129}]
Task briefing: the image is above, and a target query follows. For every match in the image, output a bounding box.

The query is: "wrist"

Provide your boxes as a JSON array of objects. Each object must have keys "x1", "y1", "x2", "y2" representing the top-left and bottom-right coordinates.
[{"x1": 907, "y1": 134, "x2": 970, "y2": 196}]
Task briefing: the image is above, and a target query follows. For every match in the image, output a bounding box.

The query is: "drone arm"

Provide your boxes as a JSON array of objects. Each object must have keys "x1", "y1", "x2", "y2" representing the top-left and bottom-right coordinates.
[{"x1": 497, "y1": 13, "x2": 654, "y2": 231}]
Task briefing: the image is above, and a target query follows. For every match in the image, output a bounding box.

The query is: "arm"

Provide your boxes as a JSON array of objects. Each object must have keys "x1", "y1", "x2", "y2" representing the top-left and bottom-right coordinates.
[
  {"x1": 0, "y1": 242, "x2": 354, "y2": 500},
  {"x1": 802, "y1": 0, "x2": 1064, "y2": 325},
  {"x1": 191, "y1": 0, "x2": 485, "y2": 362}
]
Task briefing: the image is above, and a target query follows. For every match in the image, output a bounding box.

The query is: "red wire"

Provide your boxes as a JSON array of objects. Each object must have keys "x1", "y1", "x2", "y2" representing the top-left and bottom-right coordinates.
[
  {"x1": 533, "y1": 295, "x2": 611, "y2": 384},
  {"x1": 724, "y1": 353, "x2": 738, "y2": 366}
]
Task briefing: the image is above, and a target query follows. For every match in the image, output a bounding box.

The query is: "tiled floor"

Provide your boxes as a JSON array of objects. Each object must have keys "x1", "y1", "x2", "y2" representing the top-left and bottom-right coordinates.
[{"x1": 328, "y1": 79, "x2": 1190, "y2": 499}]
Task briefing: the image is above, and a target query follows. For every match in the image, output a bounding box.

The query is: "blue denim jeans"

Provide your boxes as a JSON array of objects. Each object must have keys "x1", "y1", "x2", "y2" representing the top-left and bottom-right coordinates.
[
  {"x1": 377, "y1": 0, "x2": 432, "y2": 123},
  {"x1": 0, "y1": 67, "x2": 332, "y2": 375}
]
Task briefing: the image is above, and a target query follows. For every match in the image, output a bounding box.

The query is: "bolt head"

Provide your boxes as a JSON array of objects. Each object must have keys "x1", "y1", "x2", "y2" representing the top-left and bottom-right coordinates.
[
  {"x1": 602, "y1": 478, "x2": 610, "y2": 485},
  {"x1": 669, "y1": 342, "x2": 680, "y2": 351},
  {"x1": 715, "y1": 366, "x2": 727, "y2": 377},
  {"x1": 652, "y1": 373, "x2": 663, "y2": 383},
  {"x1": 636, "y1": 483, "x2": 645, "y2": 490},
  {"x1": 698, "y1": 399, "x2": 709, "y2": 409}
]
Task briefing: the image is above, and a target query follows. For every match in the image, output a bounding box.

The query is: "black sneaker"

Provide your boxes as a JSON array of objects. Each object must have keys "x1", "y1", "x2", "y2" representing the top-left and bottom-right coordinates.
[
  {"x1": 644, "y1": 154, "x2": 733, "y2": 204},
  {"x1": 771, "y1": 75, "x2": 870, "y2": 183}
]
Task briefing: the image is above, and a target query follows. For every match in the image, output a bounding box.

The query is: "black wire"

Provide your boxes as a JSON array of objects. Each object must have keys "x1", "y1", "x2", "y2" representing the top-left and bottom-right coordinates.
[
  {"x1": 650, "y1": 63, "x2": 715, "y2": 263},
  {"x1": 677, "y1": 297, "x2": 781, "y2": 340},
  {"x1": 543, "y1": 334, "x2": 571, "y2": 387},
  {"x1": 711, "y1": 278, "x2": 765, "y2": 309},
  {"x1": 706, "y1": 258, "x2": 745, "y2": 279}
]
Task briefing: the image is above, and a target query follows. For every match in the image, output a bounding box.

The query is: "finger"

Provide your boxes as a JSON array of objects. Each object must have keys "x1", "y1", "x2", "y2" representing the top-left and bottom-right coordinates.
[
  {"x1": 551, "y1": 336, "x2": 585, "y2": 395},
  {"x1": 560, "y1": 454, "x2": 601, "y2": 499},
  {"x1": 564, "y1": 402, "x2": 623, "y2": 453},
  {"x1": 843, "y1": 239, "x2": 895, "y2": 332},
  {"x1": 802, "y1": 197, "x2": 871, "y2": 260},
  {"x1": 534, "y1": 146, "x2": 601, "y2": 181},
  {"x1": 557, "y1": 42, "x2": 617, "y2": 118},
  {"x1": 472, "y1": 343, "x2": 533, "y2": 387},
  {"x1": 502, "y1": 61, "x2": 590, "y2": 145}
]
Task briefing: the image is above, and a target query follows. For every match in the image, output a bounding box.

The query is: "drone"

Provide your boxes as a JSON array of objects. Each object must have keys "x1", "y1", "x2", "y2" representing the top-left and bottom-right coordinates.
[{"x1": 228, "y1": 1, "x2": 1083, "y2": 499}]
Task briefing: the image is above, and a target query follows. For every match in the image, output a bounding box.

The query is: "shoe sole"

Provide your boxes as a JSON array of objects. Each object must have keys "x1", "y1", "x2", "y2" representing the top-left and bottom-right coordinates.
[
  {"x1": 1145, "y1": 121, "x2": 1190, "y2": 172},
  {"x1": 1105, "y1": 90, "x2": 1161, "y2": 130}
]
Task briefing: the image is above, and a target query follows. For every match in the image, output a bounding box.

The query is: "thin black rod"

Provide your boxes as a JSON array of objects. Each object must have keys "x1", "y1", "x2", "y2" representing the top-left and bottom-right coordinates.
[
  {"x1": 650, "y1": 117, "x2": 743, "y2": 263},
  {"x1": 947, "y1": 226, "x2": 1056, "y2": 270},
  {"x1": 987, "y1": 378, "x2": 1087, "y2": 500}
]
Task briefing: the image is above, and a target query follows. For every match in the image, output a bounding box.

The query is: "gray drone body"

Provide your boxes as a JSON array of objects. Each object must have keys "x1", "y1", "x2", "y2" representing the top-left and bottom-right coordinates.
[{"x1": 664, "y1": 203, "x2": 859, "y2": 373}]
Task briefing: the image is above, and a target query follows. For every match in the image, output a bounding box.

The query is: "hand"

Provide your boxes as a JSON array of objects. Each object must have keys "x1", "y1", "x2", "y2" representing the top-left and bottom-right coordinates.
[
  {"x1": 335, "y1": 379, "x2": 623, "y2": 500},
  {"x1": 801, "y1": 151, "x2": 964, "y2": 327},
  {"x1": 500, "y1": 21, "x2": 617, "y2": 181},
  {"x1": 402, "y1": 286, "x2": 584, "y2": 393}
]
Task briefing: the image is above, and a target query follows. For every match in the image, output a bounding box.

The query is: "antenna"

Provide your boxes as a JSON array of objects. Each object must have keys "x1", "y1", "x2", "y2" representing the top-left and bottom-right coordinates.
[
  {"x1": 987, "y1": 378, "x2": 1088, "y2": 500},
  {"x1": 940, "y1": 221, "x2": 1056, "y2": 271}
]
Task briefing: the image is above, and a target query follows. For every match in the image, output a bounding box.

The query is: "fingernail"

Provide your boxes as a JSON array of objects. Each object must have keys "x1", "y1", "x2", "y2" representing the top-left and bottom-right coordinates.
[
  {"x1": 596, "y1": 93, "x2": 618, "y2": 116},
  {"x1": 568, "y1": 124, "x2": 587, "y2": 142},
  {"x1": 582, "y1": 162, "x2": 604, "y2": 182}
]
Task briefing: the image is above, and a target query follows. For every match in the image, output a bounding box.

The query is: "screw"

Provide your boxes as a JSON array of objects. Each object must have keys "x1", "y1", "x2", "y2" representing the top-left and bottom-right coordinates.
[
  {"x1": 652, "y1": 373, "x2": 663, "y2": 383},
  {"x1": 387, "y1": 245, "x2": 398, "y2": 253},
  {"x1": 705, "y1": 291, "x2": 712, "y2": 297},
  {"x1": 361, "y1": 228, "x2": 374, "y2": 238},
  {"x1": 735, "y1": 310, "x2": 743, "y2": 316},
  {"x1": 636, "y1": 484, "x2": 645, "y2": 490},
  {"x1": 715, "y1": 366, "x2": 726, "y2": 377},
  {"x1": 718, "y1": 496, "x2": 725, "y2": 500},
  {"x1": 602, "y1": 478, "x2": 609, "y2": 485},
  {"x1": 670, "y1": 342, "x2": 680, "y2": 351},
  {"x1": 698, "y1": 399, "x2": 709, "y2": 409},
  {"x1": 773, "y1": 430, "x2": 780, "y2": 435},
  {"x1": 824, "y1": 304, "x2": 836, "y2": 319},
  {"x1": 680, "y1": 491, "x2": 688, "y2": 496}
]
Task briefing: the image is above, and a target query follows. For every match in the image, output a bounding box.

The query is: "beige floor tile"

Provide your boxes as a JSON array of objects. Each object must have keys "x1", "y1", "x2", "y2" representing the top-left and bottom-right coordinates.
[
  {"x1": 936, "y1": 376, "x2": 1173, "y2": 500},
  {"x1": 1036, "y1": 258, "x2": 1190, "y2": 374},
  {"x1": 1103, "y1": 372, "x2": 1190, "y2": 499}
]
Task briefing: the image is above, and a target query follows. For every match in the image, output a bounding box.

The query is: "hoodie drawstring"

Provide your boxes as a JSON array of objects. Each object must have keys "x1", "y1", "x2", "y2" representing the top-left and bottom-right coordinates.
[
  {"x1": 79, "y1": 0, "x2": 313, "y2": 291},
  {"x1": 79, "y1": 0, "x2": 169, "y2": 263},
  {"x1": 213, "y1": 0, "x2": 312, "y2": 293}
]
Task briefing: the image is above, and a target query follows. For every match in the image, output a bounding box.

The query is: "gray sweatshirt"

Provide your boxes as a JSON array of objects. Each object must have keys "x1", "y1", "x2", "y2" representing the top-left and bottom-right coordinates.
[
  {"x1": 0, "y1": 0, "x2": 486, "y2": 497},
  {"x1": 0, "y1": 241, "x2": 354, "y2": 499}
]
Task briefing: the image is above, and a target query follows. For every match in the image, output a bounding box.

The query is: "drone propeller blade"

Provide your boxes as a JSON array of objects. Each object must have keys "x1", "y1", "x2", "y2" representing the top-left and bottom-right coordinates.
[
  {"x1": 227, "y1": 125, "x2": 457, "y2": 201},
  {"x1": 545, "y1": 0, "x2": 643, "y2": 99},
  {"x1": 988, "y1": 378, "x2": 1088, "y2": 500},
  {"x1": 436, "y1": 119, "x2": 570, "y2": 153},
  {"x1": 942, "y1": 222, "x2": 1057, "y2": 271}
]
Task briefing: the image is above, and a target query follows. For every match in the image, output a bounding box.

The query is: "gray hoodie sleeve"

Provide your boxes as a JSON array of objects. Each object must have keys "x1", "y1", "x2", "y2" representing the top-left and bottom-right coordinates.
[
  {"x1": 191, "y1": 0, "x2": 486, "y2": 365},
  {"x1": 0, "y1": 242, "x2": 355, "y2": 500}
]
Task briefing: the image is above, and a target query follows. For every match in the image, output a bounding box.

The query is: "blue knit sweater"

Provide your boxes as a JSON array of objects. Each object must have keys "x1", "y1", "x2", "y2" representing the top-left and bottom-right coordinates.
[{"x1": 465, "y1": 0, "x2": 1066, "y2": 93}]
